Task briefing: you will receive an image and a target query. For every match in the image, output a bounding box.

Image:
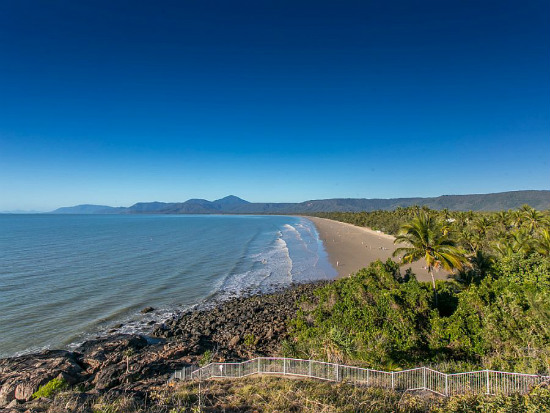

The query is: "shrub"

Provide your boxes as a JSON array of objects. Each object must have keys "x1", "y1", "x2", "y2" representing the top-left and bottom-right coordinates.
[
  {"x1": 199, "y1": 350, "x2": 213, "y2": 366},
  {"x1": 288, "y1": 260, "x2": 435, "y2": 367},
  {"x1": 32, "y1": 377, "x2": 68, "y2": 399},
  {"x1": 244, "y1": 333, "x2": 256, "y2": 348}
]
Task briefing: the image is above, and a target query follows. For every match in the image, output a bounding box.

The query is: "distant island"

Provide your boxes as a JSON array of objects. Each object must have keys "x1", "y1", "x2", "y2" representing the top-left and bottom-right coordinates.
[{"x1": 51, "y1": 190, "x2": 550, "y2": 214}]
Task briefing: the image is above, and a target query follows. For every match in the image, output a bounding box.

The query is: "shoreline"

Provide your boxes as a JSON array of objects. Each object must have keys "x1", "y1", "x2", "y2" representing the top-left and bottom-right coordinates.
[
  {"x1": 0, "y1": 281, "x2": 325, "y2": 408},
  {"x1": 0, "y1": 214, "x2": 328, "y2": 360},
  {"x1": 307, "y1": 216, "x2": 448, "y2": 283}
]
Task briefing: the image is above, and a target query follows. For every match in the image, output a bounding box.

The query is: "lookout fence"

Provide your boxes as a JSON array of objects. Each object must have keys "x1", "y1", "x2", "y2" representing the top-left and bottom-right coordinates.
[{"x1": 169, "y1": 357, "x2": 549, "y2": 397}]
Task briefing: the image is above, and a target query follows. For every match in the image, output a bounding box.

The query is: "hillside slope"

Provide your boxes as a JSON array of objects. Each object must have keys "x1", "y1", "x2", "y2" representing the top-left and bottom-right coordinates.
[{"x1": 50, "y1": 190, "x2": 550, "y2": 214}]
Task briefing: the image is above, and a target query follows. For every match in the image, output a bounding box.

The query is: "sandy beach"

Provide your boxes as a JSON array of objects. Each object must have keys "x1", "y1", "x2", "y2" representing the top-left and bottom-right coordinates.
[{"x1": 306, "y1": 216, "x2": 449, "y2": 283}]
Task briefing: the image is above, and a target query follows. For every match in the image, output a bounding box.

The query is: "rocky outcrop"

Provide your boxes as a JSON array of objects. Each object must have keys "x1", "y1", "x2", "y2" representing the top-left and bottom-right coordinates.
[
  {"x1": 0, "y1": 350, "x2": 85, "y2": 407},
  {"x1": 152, "y1": 282, "x2": 324, "y2": 359},
  {"x1": 0, "y1": 336, "x2": 158, "y2": 408},
  {"x1": 0, "y1": 281, "x2": 327, "y2": 409}
]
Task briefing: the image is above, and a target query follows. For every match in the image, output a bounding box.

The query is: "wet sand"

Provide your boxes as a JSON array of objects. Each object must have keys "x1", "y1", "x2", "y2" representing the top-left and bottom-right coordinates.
[{"x1": 306, "y1": 216, "x2": 449, "y2": 283}]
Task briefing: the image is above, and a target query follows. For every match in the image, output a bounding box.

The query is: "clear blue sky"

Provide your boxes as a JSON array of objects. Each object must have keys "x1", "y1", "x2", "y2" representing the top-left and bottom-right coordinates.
[{"x1": 1, "y1": 0, "x2": 548, "y2": 211}]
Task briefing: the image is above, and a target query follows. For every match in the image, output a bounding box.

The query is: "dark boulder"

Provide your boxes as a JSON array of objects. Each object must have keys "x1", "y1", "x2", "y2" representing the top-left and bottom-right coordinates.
[{"x1": 0, "y1": 350, "x2": 85, "y2": 407}]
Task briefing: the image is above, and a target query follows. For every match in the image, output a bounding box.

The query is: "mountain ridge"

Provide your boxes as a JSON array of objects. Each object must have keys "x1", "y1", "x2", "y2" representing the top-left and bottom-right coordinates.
[{"x1": 50, "y1": 190, "x2": 550, "y2": 214}]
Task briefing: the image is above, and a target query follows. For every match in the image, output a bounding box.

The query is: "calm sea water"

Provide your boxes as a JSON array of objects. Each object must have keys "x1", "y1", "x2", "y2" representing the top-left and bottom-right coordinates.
[{"x1": 0, "y1": 214, "x2": 336, "y2": 358}]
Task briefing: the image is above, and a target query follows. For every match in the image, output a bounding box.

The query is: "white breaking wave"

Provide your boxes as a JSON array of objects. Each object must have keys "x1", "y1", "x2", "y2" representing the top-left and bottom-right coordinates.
[
  {"x1": 216, "y1": 231, "x2": 293, "y2": 299},
  {"x1": 283, "y1": 223, "x2": 304, "y2": 242}
]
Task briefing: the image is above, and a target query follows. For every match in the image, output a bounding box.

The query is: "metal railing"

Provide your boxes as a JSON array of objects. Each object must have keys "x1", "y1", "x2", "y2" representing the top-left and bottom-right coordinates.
[{"x1": 170, "y1": 357, "x2": 550, "y2": 397}]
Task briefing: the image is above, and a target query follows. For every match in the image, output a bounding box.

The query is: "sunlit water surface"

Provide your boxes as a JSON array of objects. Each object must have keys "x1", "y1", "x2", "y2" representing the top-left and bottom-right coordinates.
[{"x1": 0, "y1": 214, "x2": 335, "y2": 358}]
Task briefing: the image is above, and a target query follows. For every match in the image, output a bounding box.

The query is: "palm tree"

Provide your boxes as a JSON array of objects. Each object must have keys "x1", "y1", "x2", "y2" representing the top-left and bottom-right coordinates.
[
  {"x1": 511, "y1": 210, "x2": 524, "y2": 228},
  {"x1": 473, "y1": 216, "x2": 491, "y2": 237},
  {"x1": 470, "y1": 250, "x2": 494, "y2": 279},
  {"x1": 510, "y1": 229, "x2": 534, "y2": 254},
  {"x1": 536, "y1": 229, "x2": 550, "y2": 256},
  {"x1": 393, "y1": 213, "x2": 468, "y2": 307},
  {"x1": 522, "y1": 208, "x2": 547, "y2": 234},
  {"x1": 459, "y1": 228, "x2": 484, "y2": 253},
  {"x1": 452, "y1": 250, "x2": 494, "y2": 286},
  {"x1": 492, "y1": 239, "x2": 515, "y2": 258},
  {"x1": 492, "y1": 229, "x2": 533, "y2": 257},
  {"x1": 495, "y1": 211, "x2": 511, "y2": 230}
]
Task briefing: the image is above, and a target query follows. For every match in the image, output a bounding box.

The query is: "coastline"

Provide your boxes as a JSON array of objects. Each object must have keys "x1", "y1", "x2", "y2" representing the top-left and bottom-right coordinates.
[
  {"x1": 0, "y1": 214, "x2": 328, "y2": 359},
  {"x1": 0, "y1": 281, "x2": 325, "y2": 408},
  {"x1": 307, "y1": 216, "x2": 449, "y2": 283}
]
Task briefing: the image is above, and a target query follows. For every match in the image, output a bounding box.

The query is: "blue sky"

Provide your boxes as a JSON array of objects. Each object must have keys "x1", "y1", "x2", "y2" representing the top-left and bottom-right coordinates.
[{"x1": 0, "y1": 1, "x2": 548, "y2": 211}]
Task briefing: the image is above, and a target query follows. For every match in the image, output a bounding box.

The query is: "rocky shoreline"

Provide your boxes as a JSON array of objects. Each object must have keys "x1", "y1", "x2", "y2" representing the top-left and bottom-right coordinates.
[{"x1": 0, "y1": 281, "x2": 326, "y2": 411}]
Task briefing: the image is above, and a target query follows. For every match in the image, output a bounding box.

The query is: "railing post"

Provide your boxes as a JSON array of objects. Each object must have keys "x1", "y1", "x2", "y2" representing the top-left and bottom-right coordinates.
[
  {"x1": 366, "y1": 369, "x2": 369, "y2": 386},
  {"x1": 445, "y1": 374, "x2": 448, "y2": 396},
  {"x1": 257, "y1": 358, "x2": 260, "y2": 374},
  {"x1": 391, "y1": 371, "x2": 394, "y2": 390},
  {"x1": 336, "y1": 364, "x2": 339, "y2": 382},
  {"x1": 423, "y1": 367, "x2": 426, "y2": 390},
  {"x1": 309, "y1": 359, "x2": 312, "y2": 377},
  {"x1": 486, "y1": 370, "x2": 490, "y2": 395},
  {"x1": 283, "y1": 358, "x2": 287, "y2": 375}
]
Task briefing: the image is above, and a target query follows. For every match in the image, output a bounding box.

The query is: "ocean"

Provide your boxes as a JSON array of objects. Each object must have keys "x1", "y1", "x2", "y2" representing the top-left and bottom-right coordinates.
[{"x1": 0, "y1": 214, "x2": 336, "y2": 358}]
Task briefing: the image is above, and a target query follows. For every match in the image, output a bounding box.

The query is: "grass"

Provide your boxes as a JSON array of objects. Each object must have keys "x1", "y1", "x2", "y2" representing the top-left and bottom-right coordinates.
[{"x1": 26, "y1": 375, "x2": 550, "y2": 412}]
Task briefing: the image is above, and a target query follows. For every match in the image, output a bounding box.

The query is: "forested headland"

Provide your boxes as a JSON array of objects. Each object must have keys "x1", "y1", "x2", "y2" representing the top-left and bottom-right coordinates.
[{"x1": 288, "y1": 206, "x2": 550, "y2": 374}]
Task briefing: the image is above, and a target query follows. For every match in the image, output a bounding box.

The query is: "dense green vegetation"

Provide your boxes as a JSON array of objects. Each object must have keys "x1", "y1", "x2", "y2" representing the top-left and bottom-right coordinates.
[
  {"x1": 315, "y1": 204, "x2": 550, "y2": 243},
  {"x1": 292, "y1": 206, "x2": 550, "y2": 374}
]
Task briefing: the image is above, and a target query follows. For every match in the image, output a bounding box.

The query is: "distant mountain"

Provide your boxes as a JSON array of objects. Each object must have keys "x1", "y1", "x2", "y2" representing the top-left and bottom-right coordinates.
[
  {"x1": 159, "y1": 199, "x2": 220, "y2": 214},
  {"x1": 51, "y1": 204, "x2": 123, "y2": 214},
  {"x1": 50, "y1": 190, "x2": 550, "y2": 214},
  {"x1": 284, "y1": 191, "x2": 550, "y2": 213},
  {"x1": 0, "y1": 209, "x2": 44, "y2": 214},
  {"x1": 126, "y1": 202, "x2": 170, "y2": 213},
  {"x1": 212, "y1": 195, "x2": 250, "y2": 209}
]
